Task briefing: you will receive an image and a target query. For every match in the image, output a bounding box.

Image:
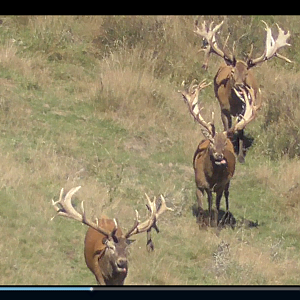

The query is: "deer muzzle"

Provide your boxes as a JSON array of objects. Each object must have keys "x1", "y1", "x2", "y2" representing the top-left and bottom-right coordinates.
[
  {"x1": 213, "y1": 153, "x2": 227, "y2": 165},
  {"x1": 116, "y1": 257, "x2": 128, "y2": 273}
]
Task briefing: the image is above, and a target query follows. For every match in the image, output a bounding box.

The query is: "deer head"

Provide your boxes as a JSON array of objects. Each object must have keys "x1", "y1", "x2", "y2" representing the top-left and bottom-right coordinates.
[
  {"x1": 95, "y1": 219, "x2": 130, "y2": 276},
  {"x1": 208, "y1": 131, "x2": 228, "y2": 165}
]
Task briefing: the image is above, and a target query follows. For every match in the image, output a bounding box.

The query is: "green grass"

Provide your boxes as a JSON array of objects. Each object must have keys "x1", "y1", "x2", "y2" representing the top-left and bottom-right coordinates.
[{"x1": 0, "y1": 15, "x2": 300, "y2": 285}]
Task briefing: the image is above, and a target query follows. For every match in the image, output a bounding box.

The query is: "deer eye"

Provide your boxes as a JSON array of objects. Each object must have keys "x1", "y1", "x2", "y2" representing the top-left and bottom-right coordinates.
[
  {"x1": 109, "y1": 244, "x2": 116, "y2": 251},
  {"x1": 107, "y1": 243, "x2": 116, "y2": 252}
]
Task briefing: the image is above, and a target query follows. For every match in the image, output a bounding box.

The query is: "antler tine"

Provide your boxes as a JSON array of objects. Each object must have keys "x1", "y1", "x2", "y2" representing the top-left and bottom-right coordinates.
[
  {"x1": 223, "y1": 32, "x2": 231, "y2": 51},
  {"x1": 276, "y1": 52, "x2": 292, "y2": 63},
  {"x1": 157, "y1": 195, "x2": 174, "y2": 218},
  {"x1": 198, "y1": 79, "x2": 212, "y2": 90},
  {"x1": 246, "y1": 43, "x2": 254, "y2": 63},
  {"x1": 189, "y1": 79, "x2": 198, "y2": 94},
  {"x1": 51, "y1": 186, "x2": 112, "y2": 237},
  {"x1": 51, "y1": 188, "x2": 64, "y2": 217},
  {"x1": 187, "y1": 79, "x2": 211, "y2": 95},
  {"x1": 144, "y1": 192, "x2": 156, "y2": 215},
  {"x1": 134, "y1": 209, "x2": 140, "y2": 222}
]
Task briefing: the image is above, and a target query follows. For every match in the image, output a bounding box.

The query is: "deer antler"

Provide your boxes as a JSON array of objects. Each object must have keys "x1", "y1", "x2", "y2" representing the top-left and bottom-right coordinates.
[
  {"x1": 52, "y1": 187, "x2": 173, "y2": 252},
  {"x1": 179, "y1": 79, "x2": 214, "y2": 139},
  {"x1": 194, "y1": 20, "x2": 233, "y2": 69},
  {"x1": 231, "y1": 86, "x2": 260, "y2": 132},
  {"x1": 125, "y1": 194, "x2": 173, "y2": 252},
  {"x1": 125, "y1": 194, "x2": 173, "y2": 238},
  {"x1": 248, "y1": 21, "x2": 291, "y2": 67},
  {"x1": 51, "y1": 186, "x2": 114, "y2": 238}
]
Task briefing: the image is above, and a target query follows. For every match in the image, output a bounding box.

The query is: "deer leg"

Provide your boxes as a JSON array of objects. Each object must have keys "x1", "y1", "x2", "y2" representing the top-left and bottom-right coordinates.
[
  {"x1": 207, "y1": 190, "x2": 212, "y2": 216},
  {"x1": 195, "y1": 187, "x2": 206, "y2": 226},
  {"x1": 237, "y1": 129, "x2": 245, "y2": 163},
  {"x1": 215, "y1": 189, "x2": 223, "y2": 225},
  {"x1": 223, "y1": 182, "x2": 234, "y2": 226},
  {"x1": 224, "y1": 182, "x2": 229, "y2": 212},
  {"x1": 206, "y1": 190, "x2": 214, "y2": 226},
  {"x1": 224, "y1": 182, "x2": 230, "y2": 211},
  {"x1": 196, "y1": 187, "x2": 205, "y2": 213},
  {"x1": 221, "y1": 109, "x2": 232, "y2": 131},
  {"x1": 216, "y1": 190, "x2": 223, "y2": 212}
]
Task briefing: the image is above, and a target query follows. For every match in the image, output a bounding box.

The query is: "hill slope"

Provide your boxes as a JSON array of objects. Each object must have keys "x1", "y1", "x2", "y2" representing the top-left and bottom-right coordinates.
[{"x1": 0, "y1": 15, "x2": 300, "y2": 285}]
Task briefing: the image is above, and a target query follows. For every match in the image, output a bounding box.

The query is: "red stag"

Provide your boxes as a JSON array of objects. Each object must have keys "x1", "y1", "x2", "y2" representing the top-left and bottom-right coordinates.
[
  {"x1": 51, "y1": 186, "x2": 173, "y2": 285},
  {"x1": 179, "y1": 79, "x2": 259, "y2": 225}
]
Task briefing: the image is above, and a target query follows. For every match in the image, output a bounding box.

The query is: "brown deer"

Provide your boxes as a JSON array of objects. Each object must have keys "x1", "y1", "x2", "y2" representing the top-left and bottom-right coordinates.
[
  {"x1": 51, "y1": 186, "x2": 173, "y2": 285},
  {"x1": 179, "y1": 79, "x2": 259, "y2": 226},
  {"x1": 194, "y1": 20, "x2": 291, "y2": 163}
]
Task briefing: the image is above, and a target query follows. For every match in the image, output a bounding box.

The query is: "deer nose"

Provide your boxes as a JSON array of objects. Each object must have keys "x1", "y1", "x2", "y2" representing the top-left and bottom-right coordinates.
[
  {"x1": 214, "y1": 153, "x2": 224, "y2": 161},
  {"x1": 117, "y1": 257, "x2": 127, "y2": 270}
]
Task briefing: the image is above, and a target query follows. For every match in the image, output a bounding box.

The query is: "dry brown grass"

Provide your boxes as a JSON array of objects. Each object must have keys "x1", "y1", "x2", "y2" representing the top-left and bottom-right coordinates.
[
  {"x1": 213, "y1": 228, "x2": 300, "y2": 284},
  {"x1": 254, "y1": 157, "x2": 300, "y2": 210}
]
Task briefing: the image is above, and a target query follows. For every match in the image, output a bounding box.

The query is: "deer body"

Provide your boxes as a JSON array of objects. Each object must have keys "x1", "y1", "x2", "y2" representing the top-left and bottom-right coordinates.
[
  {"x1": 84, "y1": 218, "x2": 127, "y2": 285},
  {"x1": 193, "y1": 133, "x2": 236, "y2": 220}
]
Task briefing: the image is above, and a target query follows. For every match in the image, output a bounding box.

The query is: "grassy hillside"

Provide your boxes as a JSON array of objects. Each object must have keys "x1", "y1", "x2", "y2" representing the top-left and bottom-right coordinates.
[{"x1": 0, "y1": 15, "x2": 300, "y2": 285}]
